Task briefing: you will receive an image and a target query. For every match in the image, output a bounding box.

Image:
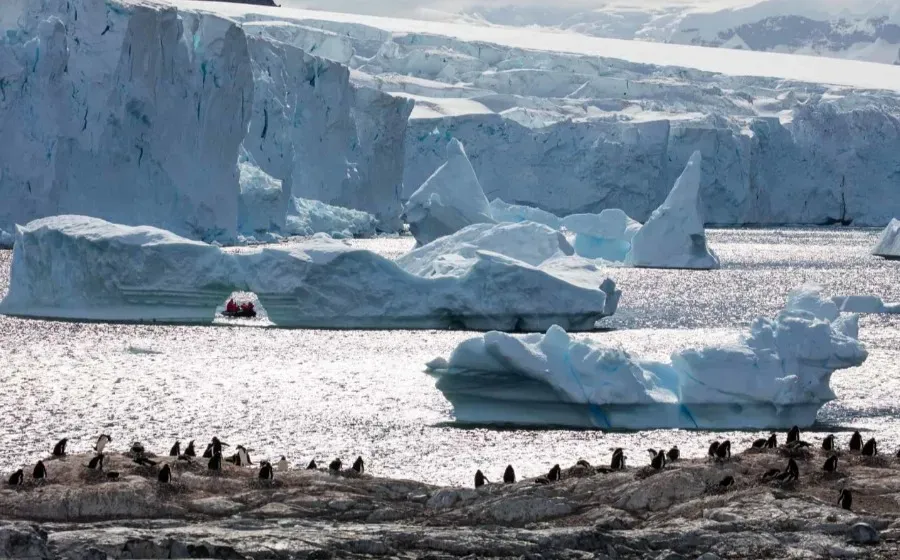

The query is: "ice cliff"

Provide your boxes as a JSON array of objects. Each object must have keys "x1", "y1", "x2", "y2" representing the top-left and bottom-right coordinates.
[
  {"x1": 0, "y1": 215, "x2": 619, "y2": 331},
  {"x1": 428, "y1": 285, "x2": 867, "y2": 429},
  {"x1": 0, "y1": 0, "x2": 413, "y2": 241}
]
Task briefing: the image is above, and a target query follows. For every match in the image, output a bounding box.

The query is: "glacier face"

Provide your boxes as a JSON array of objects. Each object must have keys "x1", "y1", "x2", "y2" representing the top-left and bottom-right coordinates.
[
  {"x1": 428, "y1": 285, "x2": 868, "y2": 430},
  {"x1": 0, "y1": 0, "x2": 414, "y2": 240},
  {"x1": 1, "y1": 215, "x2": 619, "y2": 331}
]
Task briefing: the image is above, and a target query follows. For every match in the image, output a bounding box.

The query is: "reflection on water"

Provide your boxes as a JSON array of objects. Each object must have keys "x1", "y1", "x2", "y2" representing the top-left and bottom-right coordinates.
[{"x1": 0, "y1": 228, "x2": 898, "y2": 486}]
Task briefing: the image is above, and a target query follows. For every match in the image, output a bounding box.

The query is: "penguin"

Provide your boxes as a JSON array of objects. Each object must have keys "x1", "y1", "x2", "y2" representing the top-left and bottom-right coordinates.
[
  {"x1": 823, "y1": 455, "x2": 838, "y2": 473},
  {"x1": 611, "y1": 448, "x2": 626, "y2": 470},
  {"x1": 761, "y1": 468, "x2": 782, "y2": 481},
  {"x1": 203, "y1": 444, "x2": 214, "y2": 458},
  {"x1": 715, "y1": 440, "x2": 732, "y2": 461},
  {"x1": 666, "y1": 446, "x2": 680, "y2": 462},
  {"x1": 849, "y1": 431, "x2": 863, "y2": 452},
  {"x1": 862, "y1": 437, "x2": 878, "y2": 457},
  {"x1": 184, "y1": 441, "x2": 196, "y2": 457},
  {"x1": 475, "y1": 469, "x2": 486, "y2": 488},
  {"x1": 352, "y1": 456, "x2": 365, "y2": 474},
  {"x1": 718, "y1": 475, "x2": 735, "y2": 489},
  {"x1": 651, "y1": 449, "x2": 666, "y2": 470},
  {"x1": 32, "y1": 460, "x2": 47, "y2": 481},
  {"x1": 94, "y1": 435, "x2": 111, "y2": 453},
  {"x1": 329, "y1": 458, "x2": 342, "y2": 472},
  {"x1": 307, "y1": 459, "x2": 318, "y2": 470},
  {"x1": 236, "y1": 445, "x2": 253, "y2": 466},
  {"x1": 547, "y1": 464, "x2": 561, "y2": 482},
  {"x1": 751, "y1": 438, "x2": 767, "y2": 449},
  {"x1": 86, "y1": 454, "x2": 104, "y2": 471},
  {"x1": 130, "y1": 442, "x2": 145, "y2": 455},
  {"x1": 646, "y1": 448, "x2": 657, "y2": 458},
  {"x1": 169, "y1": 441, "x2": 181, "y2": 457},
  {"x1": 276, "y1": 456, "x2": 289, "y2": 471},
  {"x1": 158, "y1": 464, "x2": 172, "y2": 483},
  {"x1": 52, "y1": 438, "x2": 68, "y2": 457},
  {"x1": 8, "y1": 469, "x2": 23, "y2": 486},
  {"x1": 503, "y1": 465, "x2": 516, "y2": 484},
  {"x1": 133, "y1": 456, "x2": 158, "y2": 467},
  {"x1": 766, "y1": 433, "x2": 778, "y2": 449},
  {"x1": 211, "y1": 437, "x2": 228, "y2": 456},
  {"x1": 708, "y1": 441, "x2": 720, "y2": 458},
  {"x1": 259, "y1": 462, "x2": 274, "y2": 480},
  {"x1": 534, "y1": 477, "x2": 550, "y2": 485},
  {"x1": 208, "y1": 452, "x2": 222, "y2": 472},
  {"x1": 575, "y1": 459, "x2": 591, "y2": 469},
  {"x1": 838, "y1": 488, "x2": 852, "y2": 511},
  {"x1": 896, "y1": 448, "x2": 900, "y2": 458},
  {"x1": 778, "y1": 458, "x2": 799, "y2": 482},
  {"x1": 787, "y1": 426, "x2": 800, "y2": 444},
  {"x1": 822, "y1": 434, "x2": 835, "y2": 452},
  {"x1": 106, "y1": 472, "x2": 119, "y2": 481}
]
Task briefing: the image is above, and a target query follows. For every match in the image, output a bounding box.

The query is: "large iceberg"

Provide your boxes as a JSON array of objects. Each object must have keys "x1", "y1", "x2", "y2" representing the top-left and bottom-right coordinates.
[
  {"x1": 489, "y1": 198, "x2": 562, "y2": 230},
  {"x1": 403, "y1": 138, "x2": 495, "y2": 247},
  {"x1": 428, "y1": 285, "x2": 867, "y2": 429},
  {"x1": 285, "y1": 197, "x2": 377, "y2": 238},
  {"x1": 626, "y1": 152, "x2": 720, "y2": 269},
  {"x1": 872, "y1": 218, "x2": 900, "y2": 259},
  {"x1": 0, "y1": 215, "x2": 619, "y2": 331},
  {"x1": 832, "y1": 295, "x2": 900, "y2": 314},
  {"x1": 563, "y1": 209, "x2": 641, "y2": 262}
]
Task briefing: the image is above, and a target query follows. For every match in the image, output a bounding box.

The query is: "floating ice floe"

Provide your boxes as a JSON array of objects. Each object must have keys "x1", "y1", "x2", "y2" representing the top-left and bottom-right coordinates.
[
  {"x1": 872, "y1": 218, "x2": 900, "y2": 259},
  {"x1": 626, "y1": 151, "x2": 720, "y2": 270},
  {"x1": 563, "y1": 209, "x2": 642, "y2": 262},
  {"x1": 428, "y1": 285, "x2": 867, "y2": 429},
  {"x1": 832, "y1": 295, "x2": 900, "y2": 314},
  {"x1": 0, "y1": 215, "x2": 619, "y2": 331},
  {"x1": 403, "y1": 138, "x2": 495, "y2": 247}
]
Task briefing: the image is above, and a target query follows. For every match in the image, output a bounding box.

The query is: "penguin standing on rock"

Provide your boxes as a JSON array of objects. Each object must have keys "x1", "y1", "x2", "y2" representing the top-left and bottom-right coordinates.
[
  {"x1": 208, "y1": 453, "x2": 222, "y2": 472},
  {"x1": 503, "y1": 465, "x2": 516, "y2": 484},
  {"x1": 666, "y1": 446, "x2": 680, "y2": 462},
  {"x1": 766, "y1": 433, "x2": 778, "y2": 449},
  {"x1": 33, "y1": 460, "x2": 47, "y2": 481},
  {"x1": 259, "y1": 462, "x2": 274, "y2": 480},
  {"x1": 352, "y1": 456, "x2": 365, "y2": 474},
  {"x1": 95, "y1": 435, "x2": 111, "y2": 453},
  {"x1": 86, "y1": 454, "x2": 104, "y2": 471},
  {"x1": 611, "y1": 448, "x2": 626, "y2": 470},
  {"x1": 169, "y1": 441, "x2": 181, "y2": 457},
  {"x1": 787, "y1": 426, "x2": 800, "y2": 445},
  {"x1": 329, "y1": 458, "x2": 342, "y2": 472},
  {"x1": 158, "y1": 464, "x2": 172, "y2": 483},
  {"x1": 184, "y1": 441, "x2": 196, "y2": 457},
  {"x1": 822, "y1": 435, "x2": 836, "y2": 452},
  {"x1": 474, "y1": 469, "x2": 486, "y2": 488},
  {"x1": 751, "y1": 438, "x2": 767, "y2": 449},
  {"x1": 235, "y1": 445, "x2": 253, "y2": 466},
  {"x1": 651, "y1": 449, "x2": 666, "y2": 470},
  {"x1": 276, "y1": 456, "x2": 289, "y2": 471},
  {"x1": 8, "y1": 469, "x2": 23, "y2": 486},
  {"x1": 718, "y1": 475, "x2": 735, "y2": 489},
  {"x1": 708, "y1": 441, "x2": 720, "y2": 459},
  {"x1": 130, "y1": 442, "x2": 145, "y2": 455},
  {"x1": 838, "y1": 488, "x2": 853, "y2": 510},
  {"x1": 547, "y1": 464, "x2": 561, "y2": 482},
  {"x1": 862, "y1": 438, "x2": 878, "y2": 457},
  {"x1": 52, "y1": 438, "x2": 68, "y2": 457},
  {"x1": 777, "y1": 458, "x2": 799, "y2": 482},
  {"x1": 715, "y1": 440, "x2": 732, "y2": 461},
  {"x1": 212, "y1": 437, "x2": 228, "y2": 456},
  {"x1": 307, "y1": 459, "x2": 318, "y2": 470},
  {"x1": 823, "y1": 455, "x2": 838, "y2": 473},
  {"x1": 203, "y1": 444, "x2": 214, "y2": 458},
  {"x1": 849, "y1": 431, "x2": 863, "y2": 452}
]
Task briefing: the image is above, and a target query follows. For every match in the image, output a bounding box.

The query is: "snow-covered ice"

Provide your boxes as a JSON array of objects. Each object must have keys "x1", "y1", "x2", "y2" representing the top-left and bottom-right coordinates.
[
  {"x1": 872, "y1": 218, "x2": 900, "y2": 259},
  {"x1": 489, "y1": 199, "x2": 562, "y2": 230},
  {"x1": 403, "y1": 138, "x2": 495, "y2": 247},
  {"x1": 285, "y1": 197, "x2": 377, "y2": 239},
  {"x1": 626, "y1": 152, "x2": 720, "y2": 269},
  {"x1": 0, "y1": 215, "x2": 619, "y2": 331},
  {"x1": 428, "y1": 285, "x2": 868, "y2": 429},
  {"x1": 832, "y1": 295, "x2": 900, "y2": 314},
  {"x1": 563, "y1": 210, "x2": 642, "y2": 262}
]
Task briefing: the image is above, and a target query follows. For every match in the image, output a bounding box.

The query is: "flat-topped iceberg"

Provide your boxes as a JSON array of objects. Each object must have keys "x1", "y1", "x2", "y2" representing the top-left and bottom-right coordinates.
[
  {"x1": 403, "y1": 138, "x2": 495, "y2": 247},
  {"x1": 626, "y1": 151, "x2": 720, "y2": 270},
  {"x1": 0, "y1": 216, "x2": 618, "y2": 331},
  {"x1": 428, "y1": 285, "x2": 867, "y2": 429},
  {"x1": 872, "y1": 218, "x2": 900, "y2": 259}
]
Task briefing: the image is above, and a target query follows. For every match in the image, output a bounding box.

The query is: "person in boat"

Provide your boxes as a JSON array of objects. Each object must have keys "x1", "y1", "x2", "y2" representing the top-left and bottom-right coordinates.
[
  {"x1": 240, "y1": 302, "x2": 255, "y2": 313},
  {"x1": 226, "y1": 299, "x2": 238, "y2": 313}
]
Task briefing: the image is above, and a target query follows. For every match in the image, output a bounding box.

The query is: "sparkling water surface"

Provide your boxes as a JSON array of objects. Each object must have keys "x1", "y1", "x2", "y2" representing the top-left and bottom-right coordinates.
[{"x1": 1, "y1": 228, "x2": 898, "y2": 486}]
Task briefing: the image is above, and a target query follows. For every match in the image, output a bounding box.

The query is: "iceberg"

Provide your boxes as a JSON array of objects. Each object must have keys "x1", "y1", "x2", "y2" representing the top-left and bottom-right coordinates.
[
  {"x1": 872, "y1": 218, "x2": 900, "y2": 259},
  {"x1": 428, "y1": 285, "x2": 867, "y2": 429},
  {"x1": 489, "y1": 198, "x2": 562, "y2": 230},
  {"x1": 562, "y1": 209, "x2": 641, "y2": 262},
  {"x1": 0, "y1": 215, "x2": 618, "y2": 331},
  {"x1": 832, "y1": 295, "x2": 900, "y2": 314},
  {"x1": 237, "y1": 159, "x2": 290, "y2": 240},
  {"x1": 403, "y1": 138, "x2": 495, "y2": 247},
  {"x1": 0, "y1": 229, "x2": 12, "y2": 249},
  {"x1": 626, "y1": 152, "x2": 720, "y2": 270},
  {"x1": 285, "y1": 197, "x2": 377, "y2": 239}
]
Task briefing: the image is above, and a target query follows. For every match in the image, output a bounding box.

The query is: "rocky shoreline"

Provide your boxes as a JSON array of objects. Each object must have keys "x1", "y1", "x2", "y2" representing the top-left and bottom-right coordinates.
[{"x1": 3, "y1": 445, "x2": 900, "y2": 559}]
